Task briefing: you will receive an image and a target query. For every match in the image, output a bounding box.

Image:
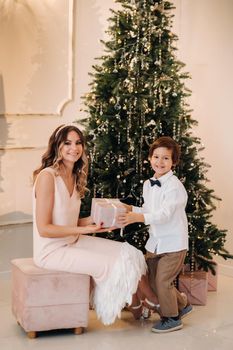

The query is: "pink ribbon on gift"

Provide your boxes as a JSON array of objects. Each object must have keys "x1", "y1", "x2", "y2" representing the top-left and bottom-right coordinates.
[{"x1": 105, "y1": 200, "x2": 124, "y2": 237}]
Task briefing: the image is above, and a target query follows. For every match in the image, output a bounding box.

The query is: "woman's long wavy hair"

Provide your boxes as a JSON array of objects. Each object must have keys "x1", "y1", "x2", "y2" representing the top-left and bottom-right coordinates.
[{"x1": 33, "y1": 125, "x2": 88, "y2": 198}]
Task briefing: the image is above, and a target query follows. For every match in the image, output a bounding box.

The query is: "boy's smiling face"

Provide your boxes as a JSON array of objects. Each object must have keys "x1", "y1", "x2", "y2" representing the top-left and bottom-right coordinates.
[{"x1": 150, "y1": 147, "x2": 173, "y2": 178}]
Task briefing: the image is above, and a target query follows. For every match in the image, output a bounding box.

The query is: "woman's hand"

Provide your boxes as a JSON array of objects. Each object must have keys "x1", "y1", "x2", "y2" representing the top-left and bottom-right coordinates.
[
  {"x1": 78, "y1": 224, "x2": 117, "y2": 235},
  {"x1": 78, "y1": 216, "x2": 93, "y2": 226},
  {"x1": 116, "y1": 212, "x2": 145, "y2": 226}
]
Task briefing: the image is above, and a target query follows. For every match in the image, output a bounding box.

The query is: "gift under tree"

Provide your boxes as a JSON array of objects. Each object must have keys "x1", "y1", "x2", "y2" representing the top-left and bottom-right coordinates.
[{"x1": 79, "y1": 0, "x2": 233, "y2": 274}]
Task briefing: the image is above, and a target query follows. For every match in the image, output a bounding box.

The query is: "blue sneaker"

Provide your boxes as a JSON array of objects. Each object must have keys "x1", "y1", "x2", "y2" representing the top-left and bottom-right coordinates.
[
  {"x1": 151, "y1": 317, "x2": 183, "y2": 333},
  {"x1": 179, "y1": 303, "x2": 193, "y2": 319}
]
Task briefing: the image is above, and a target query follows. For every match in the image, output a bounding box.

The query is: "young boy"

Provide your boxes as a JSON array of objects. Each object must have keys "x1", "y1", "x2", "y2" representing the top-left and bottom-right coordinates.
[{"x1": 117, "y1": 136, "x2": 192, "y2": 333}]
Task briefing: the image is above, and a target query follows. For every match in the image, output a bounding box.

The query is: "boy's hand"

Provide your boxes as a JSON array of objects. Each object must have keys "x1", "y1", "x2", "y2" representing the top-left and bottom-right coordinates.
[
  {"x1": 117, "y1": 212, "x2": 144, "y2": 226},
  {"x1": 121, "y1": 203, "x2": 133, "y2": 212}
]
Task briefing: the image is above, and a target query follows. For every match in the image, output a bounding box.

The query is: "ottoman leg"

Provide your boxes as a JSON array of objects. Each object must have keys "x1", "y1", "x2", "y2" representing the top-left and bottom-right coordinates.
[
  {"x1": 74, "y1": 327, "x2": 84, "y2": 335},
  {"x1": 27, "y1": 331, "x2": 37, "y2": 339}
]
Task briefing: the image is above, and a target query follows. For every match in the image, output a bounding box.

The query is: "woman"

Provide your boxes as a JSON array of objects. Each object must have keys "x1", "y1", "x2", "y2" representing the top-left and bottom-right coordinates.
[{"x1": 33, "y1": 124, "x2": 159, "y2": 325}]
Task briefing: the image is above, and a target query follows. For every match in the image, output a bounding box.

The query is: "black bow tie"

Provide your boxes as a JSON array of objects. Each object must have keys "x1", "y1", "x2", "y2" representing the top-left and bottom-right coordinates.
[{"x1": 149, "y1": 178, "x2": 161, "y2": 187}]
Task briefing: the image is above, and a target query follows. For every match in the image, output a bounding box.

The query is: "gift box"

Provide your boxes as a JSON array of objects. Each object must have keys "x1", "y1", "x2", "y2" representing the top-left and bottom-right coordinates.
[
  {"x1": 182, "y1": 263, "x2": 218, "y2": 292},
  {"x1": 207, "y1": 265, "x2": 218, "y2": 292},
  {"x1": 91, "y1": 198, "x2": 126, "y2": 228},
  {"x1": 178, "y1": 271, "x2": 208, "y2": 305}
]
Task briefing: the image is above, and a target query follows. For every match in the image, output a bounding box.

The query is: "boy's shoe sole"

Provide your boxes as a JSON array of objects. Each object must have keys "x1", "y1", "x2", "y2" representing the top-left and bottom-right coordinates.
[
  {"x1": 151, "y1": 323, "x2": 183, "y2": 333},
  {"x1": 151, "y1": 318, "x2": 183, "y2": 333}
]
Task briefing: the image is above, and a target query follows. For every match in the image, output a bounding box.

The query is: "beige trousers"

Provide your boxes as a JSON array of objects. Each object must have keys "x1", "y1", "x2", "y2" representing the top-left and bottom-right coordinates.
[{"x1": 146, "y1": 250, "x2": 187, "y2": 318}]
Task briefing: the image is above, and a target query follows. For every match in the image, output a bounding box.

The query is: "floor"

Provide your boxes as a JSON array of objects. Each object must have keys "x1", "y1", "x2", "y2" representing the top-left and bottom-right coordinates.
[{"x1": 0, "y1": 274, "x2": 233, "y2": 350}]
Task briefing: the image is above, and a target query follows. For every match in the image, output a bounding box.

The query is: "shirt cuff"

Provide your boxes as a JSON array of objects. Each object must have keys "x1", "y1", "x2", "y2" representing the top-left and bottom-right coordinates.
[
  {"x1": 143, "y1": 213, "x2": 151, "y2": 226},
  {"x1": 132, "y1": 206, "x2": 142, "y2": 213}
]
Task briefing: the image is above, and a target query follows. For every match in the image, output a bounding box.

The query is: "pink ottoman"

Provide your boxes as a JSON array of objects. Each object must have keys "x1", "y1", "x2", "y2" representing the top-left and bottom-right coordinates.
[{"x1": 11, "y1": 258, "x2": 90, "y2": 338}]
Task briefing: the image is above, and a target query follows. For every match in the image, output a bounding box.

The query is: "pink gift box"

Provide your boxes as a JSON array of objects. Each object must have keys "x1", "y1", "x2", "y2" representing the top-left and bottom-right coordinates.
[
  {"x1": 91, "y1": 198, "x2": 126, "y2": 228},
  {"x1": 178, "y1": 271, "x2": 208, "y2": 305},
  {"x1": 208, "y1": 265, "x2": 218, "y2": 291},
  {"x1": 182, "y1": 263, "x2": 218, "y2": 292}
]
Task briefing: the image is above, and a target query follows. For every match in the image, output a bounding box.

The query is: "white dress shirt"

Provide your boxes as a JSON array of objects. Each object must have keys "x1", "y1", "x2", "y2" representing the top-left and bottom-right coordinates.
[{"x1": 132, "y1": 170, "x2": 189, "y2": 254}]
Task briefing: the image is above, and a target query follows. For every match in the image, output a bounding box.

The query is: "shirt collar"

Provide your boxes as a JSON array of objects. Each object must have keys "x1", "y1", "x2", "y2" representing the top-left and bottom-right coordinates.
[{"x1": 151, "y1": 170, "x2": 173, "y2": 186}]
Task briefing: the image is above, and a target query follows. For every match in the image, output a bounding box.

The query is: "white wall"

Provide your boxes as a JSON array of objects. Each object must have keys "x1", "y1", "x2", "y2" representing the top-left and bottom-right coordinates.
[
  {"x1": 0, "y1": 0, "x2": 115, "y2": 225},
  {"x1": 173, "y1": 0, "x2": 233, "y2": 275},
  {"x1": 0, "y1": 0, "x2": 232, "y2": 275}
]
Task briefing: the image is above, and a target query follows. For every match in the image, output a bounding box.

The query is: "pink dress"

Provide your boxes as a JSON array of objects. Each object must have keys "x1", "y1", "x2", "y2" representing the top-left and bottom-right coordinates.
[{"x1": 33, "y1": 167, "x2": 146, "y2": 325}]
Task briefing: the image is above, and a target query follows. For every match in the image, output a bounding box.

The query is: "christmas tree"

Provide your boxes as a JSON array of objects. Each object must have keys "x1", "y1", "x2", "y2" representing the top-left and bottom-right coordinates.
[{"x1": 80, "y1": 0, "x2": 232, "y2": 273}]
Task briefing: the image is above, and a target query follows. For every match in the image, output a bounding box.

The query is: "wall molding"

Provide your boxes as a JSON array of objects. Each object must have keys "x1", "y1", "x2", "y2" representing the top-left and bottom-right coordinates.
[
  {"x1": 0, "y1": 270, "x2": 11, "y2": 280},
  {"x1": 0, "y1": 220, "x2": 32, "y2": 227},
  {"x1": 0, "y1": 146, "x2": 45, "y2": 151},
  {"x1": 0, "y1": 0, "x2": 74, "y2": 116}
]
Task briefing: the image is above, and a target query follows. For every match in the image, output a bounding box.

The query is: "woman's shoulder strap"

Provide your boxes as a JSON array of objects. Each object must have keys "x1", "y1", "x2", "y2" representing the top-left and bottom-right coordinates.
[
  {"x1": 33, "y1": 167, "x2": 56, "y2": 195},
  {"x1": 40, "y1": 167, "x2": 56, "y2": 176},
  {"x1": 34, "y1": 167, "x2": 56, "y2": 185}
]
